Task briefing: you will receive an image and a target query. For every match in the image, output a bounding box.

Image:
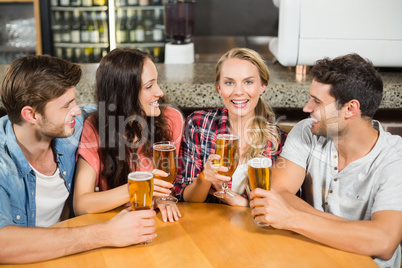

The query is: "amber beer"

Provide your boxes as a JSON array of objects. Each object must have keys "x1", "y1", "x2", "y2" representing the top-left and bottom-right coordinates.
[
  {"x1": 153, "y1": 141, "x2": 177, "y2": 183},
  {"x1": 214, "y1": 134, "x2": 239, "y2": 177},
  {"x1": 248, "y1": 157, "x2": 272, "y2": 191},
  {"x1": 213, "y1": 134, "x2": 239, "y2": 198},
  {"x1": 128, "y1": 171, "x2": 154, "y2": 210},
  {"x1": 248, "y1": 157, "x2": 272, "y2": 227}
]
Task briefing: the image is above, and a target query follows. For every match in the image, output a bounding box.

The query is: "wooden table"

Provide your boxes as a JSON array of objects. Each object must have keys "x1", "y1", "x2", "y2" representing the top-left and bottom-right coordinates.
[{"x1": 2, "y1": 203, "x2": 377, "y2": 268}]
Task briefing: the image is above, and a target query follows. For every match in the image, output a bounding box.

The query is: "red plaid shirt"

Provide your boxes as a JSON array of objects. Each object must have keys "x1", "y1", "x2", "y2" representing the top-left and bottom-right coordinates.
[{"x1": 174, "y1": 107, "x2": 287, "y2": 202}]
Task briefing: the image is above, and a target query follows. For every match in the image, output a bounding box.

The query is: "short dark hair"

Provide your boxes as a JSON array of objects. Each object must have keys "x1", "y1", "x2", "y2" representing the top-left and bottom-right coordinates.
[
  {"x1": 310, "y1": 53, "x2": 383, "y2": 118},
  {"x1": 0, "y1": 55, "x2": 82, "y2": 124}
]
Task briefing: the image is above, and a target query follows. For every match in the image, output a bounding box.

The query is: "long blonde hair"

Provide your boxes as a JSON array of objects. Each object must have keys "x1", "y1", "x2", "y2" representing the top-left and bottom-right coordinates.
[{"x1": 215, "y1": 48, "x2": 280, "y2": 160}]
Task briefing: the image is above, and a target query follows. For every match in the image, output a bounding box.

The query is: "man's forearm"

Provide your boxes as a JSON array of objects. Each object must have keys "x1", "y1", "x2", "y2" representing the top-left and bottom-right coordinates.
[
  {"x1": 0, "y1": 224, "x2": 107, "y2": 264},
  {"x1": 278, "y1": 191, "x2": 347, "y2": 221}
]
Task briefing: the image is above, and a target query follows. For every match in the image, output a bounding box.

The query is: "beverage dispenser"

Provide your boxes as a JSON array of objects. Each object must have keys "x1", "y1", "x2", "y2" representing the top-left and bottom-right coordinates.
[{"x1": 164, "y1": 0, "x2": 195, "y2": 64}]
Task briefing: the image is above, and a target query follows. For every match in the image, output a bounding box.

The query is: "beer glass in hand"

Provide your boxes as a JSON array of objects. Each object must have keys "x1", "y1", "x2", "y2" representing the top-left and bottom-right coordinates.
[
  {"x1": 213, "y1": 134, "x2": 239, "y2": 198},
  {"x1": 128, "y1": 171, "x2": 154, "y2": 243},
  {"x1": 153, "y1": 141, "x2": 178, "y2": 205},
  {"x1": 248, "y1": 156, "x2": 272, "y2": 227}
]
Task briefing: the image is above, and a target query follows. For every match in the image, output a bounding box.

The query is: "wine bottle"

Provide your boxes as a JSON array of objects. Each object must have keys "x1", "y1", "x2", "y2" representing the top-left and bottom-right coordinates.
[
  {"x1": 152, "y1": 8, "x2": 164, "y2": 42},
  {"x1": 126, "y1": 9, "x2": 136, "y2": 43},
  {"x1": 98, "y1": 11, "x2": 109, "y2": 43},
  {"x1": 93, "y1": 0, "x2": 105, "y2": 5},
  {"x1": 116, "y1": 9, "x2": 128, "y2": 43},
  {"x1": 115, "y1": 0, "x2": 126, "y2": 7},
  {"x1": 88, "y1": 11, "x2": 100, "y2": 43},
  {"x1": 51, "y1": 0, "x2": 59, "y2": 7},
  {"x1": 82, "y1": 0, "x2": 93, "y2": 7},
  {"x1": 70, "y1": 10, "x2": 81, "y2": 43},
  {"x1": 70, "y1": 0, "x2": 82, "y2": 6},
  {"x1": 60, "y1": 0, "x2": 70, "y2": 7},
  {"x1": 135, "y1": 10, "x2": 145, "y2": 43},
  {"x1": 127, "y1": 0, "x2": 138, "y2": 6},
  {"x1": 143, "y1": 10, "x2": 153, "y2": 42},
  {"x1": 80, "y1": 12, "x2": 90, "y2": 43},
  {"x1": 51, "y1": 11, "x2": 62, "y2": 43},
  {"x1": 61, "y1": 12, "x2": 71, "y2": 43},
  {"x1": 139, "y1": 0, "x2": 148, "y2": 6},
  {"x1": 151, "y1": 0, "x2": 161, "y2": 5}
]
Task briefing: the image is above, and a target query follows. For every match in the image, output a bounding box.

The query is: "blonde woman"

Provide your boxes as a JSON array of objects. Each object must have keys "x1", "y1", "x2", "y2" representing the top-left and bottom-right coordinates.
[{"x1": 174, "y1": 48, "x2": 287, "y2": 206}]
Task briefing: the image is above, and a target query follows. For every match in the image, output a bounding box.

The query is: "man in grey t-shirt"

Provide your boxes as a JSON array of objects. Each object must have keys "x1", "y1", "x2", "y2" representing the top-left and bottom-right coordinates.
[{"x1": 249, "y1": 54, "x2": 402, "y2": 268}]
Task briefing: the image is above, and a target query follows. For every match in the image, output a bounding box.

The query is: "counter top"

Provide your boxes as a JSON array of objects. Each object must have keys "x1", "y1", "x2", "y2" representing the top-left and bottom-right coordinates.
[{"x1": 1, "y1": 61, "x2": 401, "y2": 110}]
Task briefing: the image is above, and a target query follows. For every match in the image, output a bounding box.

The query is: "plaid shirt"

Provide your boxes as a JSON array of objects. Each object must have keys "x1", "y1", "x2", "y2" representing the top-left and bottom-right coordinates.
[{"x1": 174, "y1": 107, "x2": 287, "y2": 202}]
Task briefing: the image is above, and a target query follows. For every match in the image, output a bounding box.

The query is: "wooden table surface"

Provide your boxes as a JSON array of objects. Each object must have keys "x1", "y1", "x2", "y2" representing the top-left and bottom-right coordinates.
[{"x1": 2, "y1": 203, "x2": 377, "y2": 268}]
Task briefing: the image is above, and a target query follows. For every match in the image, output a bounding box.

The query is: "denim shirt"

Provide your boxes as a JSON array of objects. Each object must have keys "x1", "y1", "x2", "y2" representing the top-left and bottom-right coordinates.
[{"x1": 0, "y1": 106, "x2": 95, "y2": 228}]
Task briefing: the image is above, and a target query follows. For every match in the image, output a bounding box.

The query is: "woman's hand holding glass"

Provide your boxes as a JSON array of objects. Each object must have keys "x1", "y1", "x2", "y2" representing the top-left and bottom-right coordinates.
[
  {"x1": 203, "y1": 154, "x2": 231, "y2": 193},
  {"x1": 152, "y1": 169, "x2": 181, "y2": 222}
]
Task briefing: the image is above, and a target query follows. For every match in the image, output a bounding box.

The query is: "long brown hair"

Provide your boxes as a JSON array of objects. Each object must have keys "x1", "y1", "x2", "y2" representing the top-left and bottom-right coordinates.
[{"x1": 94, "y1": 48, "x2": 171, "y2": 189}]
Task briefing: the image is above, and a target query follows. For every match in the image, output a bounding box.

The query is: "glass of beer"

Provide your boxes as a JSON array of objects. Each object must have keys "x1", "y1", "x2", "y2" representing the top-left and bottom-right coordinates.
[
  {"x1": 153, "y1": 141, "x2": 178, "y2": 205},
  {"x1": 248, "y1": 156, "x2": 272, "y2": 227},
  {"x1": 128, "y1": 171, "x2": 154, "y2": 211},
  {"x1": 128, "y1": 171, "x2": 154, "y2": 244},
  {"x1": 213, "y1": 134, "x2": 239, "y2": 198}
]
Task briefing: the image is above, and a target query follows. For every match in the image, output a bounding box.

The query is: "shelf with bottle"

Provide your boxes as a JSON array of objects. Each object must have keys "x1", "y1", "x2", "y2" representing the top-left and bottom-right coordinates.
[
  {"x1": 52, "y1": 10, "x2": 109, "y2": 45},
  {"x1": 115, "y1": 6, "x2": 163, "y2": 10},
  {"x1": 115, "y1": 0, "x2": 162, "y2": 7},
  {"x1": 55, "y1": 46, "x2": 108, "y2": 63},
  {"x1": 51, "y1": 0, "x2": 108, "y2": 7},
  {"x1": 115, "y1": 8, "x2": 164, "y2": 45},
  {"x1": 51, "y1": 6, "x2": 108, "y2": 11}
]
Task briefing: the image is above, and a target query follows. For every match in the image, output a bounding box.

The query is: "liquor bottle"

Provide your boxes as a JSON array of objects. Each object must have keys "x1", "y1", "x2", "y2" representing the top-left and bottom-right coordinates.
[
  {"x1": 98, "y1": 11, "x2": 109, "y2": 43},
  {"x1": 127, "y1": 0, "x2": 138, "y2": 6},
  {"x1": 82, "y1": 0, "x2": 93, "y2": 7},
  {"x1": 70, "y1": 0, "x2": 82, "y2": 6},
  {"x1": 80, "y1": 12, "x2": 90, "y2": 43},
  {"x1": 126, "y1": 9, "x2": 136, "y2": 43},
  {"x1": 152, "y1": 8, "x2": 164, "y2": 42},
  {"x1": 61, "y1": 12, "x2": 72, "y2": 43},
  {"x1": 60, "y1": 0, "x2": 70, "y2": 6},
  {"x1": 143, "y1": 10, "x2": 153, "y2": 42},
  {"x1": 51, "y1": 11, "x2": 62, "y2": 43},
  {"x1": 135, "y1": 10, "x2": 145, "y2": 43},
  {"x1": 70, "y1": 11, "x2": 81, "y2": 43},
  {"x1": 139, "y1": 0, "x2": 148, "y2": 6},
  {"x1": 116, "y1": 9, "x2": 128, "y2": 43},
  {"x1": 88, "y1": 11, "x2": 100, "y2": 43}
]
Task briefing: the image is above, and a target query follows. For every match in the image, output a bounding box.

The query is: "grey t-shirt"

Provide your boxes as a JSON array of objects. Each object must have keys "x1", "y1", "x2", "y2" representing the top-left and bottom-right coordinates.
[{"x1": 281, "y1": 118, "x2": 402, "y2": 268}]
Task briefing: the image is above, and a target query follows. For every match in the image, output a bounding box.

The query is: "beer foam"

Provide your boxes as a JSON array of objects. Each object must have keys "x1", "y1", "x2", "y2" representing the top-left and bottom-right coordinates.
[
  {"x1": 217, "y1": 134, "x2": 239, "y2": 141},
  {"x1": 248, "y1": 157, "x2": 272, "y2": 168},
  {"x1": 128, "y1": 171, "x2": 153, "y2": 181},
  {"x1": 153, "y1": 144, "x2": 175, "y2": 151}
]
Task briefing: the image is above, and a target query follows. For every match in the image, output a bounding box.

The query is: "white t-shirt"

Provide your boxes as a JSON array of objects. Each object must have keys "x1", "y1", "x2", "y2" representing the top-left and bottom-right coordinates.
[
  {"x1": 33, "y1": 166, "x2": 69, "y2": 227},
  {"x1": 280, "y1": 119, "x2": 402, "y2": 268},
  {"x1": 231, "y1": 163, "x2": 249, "y2": 195}
]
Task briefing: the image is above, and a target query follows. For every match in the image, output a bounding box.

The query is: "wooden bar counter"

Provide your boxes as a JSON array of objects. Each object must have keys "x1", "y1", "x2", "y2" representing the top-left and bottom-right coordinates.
[{"x1": 1, "y1": 203, "x2": 377, "y2": 268}]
